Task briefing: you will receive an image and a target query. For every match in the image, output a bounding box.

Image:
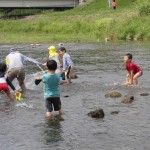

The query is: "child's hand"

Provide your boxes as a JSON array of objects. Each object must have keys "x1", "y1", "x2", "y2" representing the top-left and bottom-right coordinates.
[
  {"x1": 61, "y1": 70, "x2": 65, "y2": 74},
  {"x1": 14, "y1": 90, "x2": 18, "y2": 94}
]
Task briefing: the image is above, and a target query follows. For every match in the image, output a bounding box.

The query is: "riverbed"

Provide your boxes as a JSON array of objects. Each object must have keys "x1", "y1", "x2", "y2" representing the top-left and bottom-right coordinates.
[{"x1": 0, "y1": 42, "x2": 150, "y2": 150}]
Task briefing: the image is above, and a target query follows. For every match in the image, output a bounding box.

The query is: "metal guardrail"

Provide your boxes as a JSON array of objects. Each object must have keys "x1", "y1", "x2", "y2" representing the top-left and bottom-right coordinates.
[{"x1": 0, "y1": 0, "x2": 79, "y2": 8}]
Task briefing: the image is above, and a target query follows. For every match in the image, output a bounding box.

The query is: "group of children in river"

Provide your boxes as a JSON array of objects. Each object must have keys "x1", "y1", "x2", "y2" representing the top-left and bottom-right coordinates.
[
  {"x1": 0, "y1": 45, "x2": 74, "y2": 118},
  {"x1": 0, "y1": 45, "x2": 143, "y2": 118}
]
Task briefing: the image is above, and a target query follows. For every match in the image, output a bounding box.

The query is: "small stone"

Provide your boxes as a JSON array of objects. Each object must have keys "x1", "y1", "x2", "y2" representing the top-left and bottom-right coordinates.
[
  {"x1": 140, "y1": 93, "x2": 149, "y2": 96},
  {"x1": 64, "y1": 95, "x2": 69, "y2": 98},
  {"x1": 105, "y1": 92, "x2": 122, "y2": 98},
  {"x1": 122, "y1": 96, "x2": 134, "y2": 104},
  {"x1": 88, "y1": 108, "x2": 104, "y2": 118}
]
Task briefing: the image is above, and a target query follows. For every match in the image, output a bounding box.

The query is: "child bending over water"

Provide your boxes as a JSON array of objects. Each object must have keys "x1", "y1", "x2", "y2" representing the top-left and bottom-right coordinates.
[
  {"x1": 0, "y1": 63, "x2": 18, "y2": 100},
  {"x1": 124, "y1": 53, "x2": 143, "y2": 85}
]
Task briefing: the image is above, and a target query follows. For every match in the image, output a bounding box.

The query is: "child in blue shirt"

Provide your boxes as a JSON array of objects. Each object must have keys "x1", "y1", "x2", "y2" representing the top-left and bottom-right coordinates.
[
  {"x1": 35, "y1": 60, "x2": 63, "y2": 118},
  {"x1": 59, "y1": 47, "x2": 74, "y2": 84}
]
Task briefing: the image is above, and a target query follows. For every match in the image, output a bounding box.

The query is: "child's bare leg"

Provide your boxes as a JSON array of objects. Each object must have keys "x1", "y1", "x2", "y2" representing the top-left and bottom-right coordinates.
[
  {"x1": 66, "y1": 66, "x2": 74, "y2": 84},
  {"x1": 59, "y1": 108, "x2": 64, "y2": 115},
  {"x1": 45, "y1": 112, "x2": 52, "y2": 118},
  {"x1": 66, "y1": 77, "x2": 71, "y2": 84},
  {"x1": 7, "y1": 92, "x2": 15, "y2": 101},
  {"x1": 133, "y1": 72, "x2": 141, "y2": 85}
]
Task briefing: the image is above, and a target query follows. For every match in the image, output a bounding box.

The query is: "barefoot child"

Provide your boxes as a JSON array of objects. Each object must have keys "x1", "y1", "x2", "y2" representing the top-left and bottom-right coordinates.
[
  {"x1": 35, "y1": 60, "x2": 63, "y2": 118},
  {"x1": 59, "y1": 47, "x2": 74, "y2": 84},
  {"x1": 124, "y1": 53, "x2": 143, "y2": 85},
  {"x1": 0, "y1": 63, "x2": 18, "y2": 100}
]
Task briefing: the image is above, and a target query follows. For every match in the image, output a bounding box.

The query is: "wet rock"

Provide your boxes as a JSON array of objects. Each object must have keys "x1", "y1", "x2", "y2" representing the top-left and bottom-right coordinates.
[
  {"x1": 140, "y1": 93, "x2": 149, "y2": 96},
  {"x1": 88, "y1": 108, "x2": 104, "y2": 118},
  {"x1": 71, "y1": 74, "x2": 78, "y2": 79},
  {"x1": 122, "y1": 96, "x2": 134, "y2": 104},
  {"x1": 111, "y1": 111, "x2": 119, "y2": 115},
  {"x1": 105, "y1": 92, "x2": 122, "y2": 98}
]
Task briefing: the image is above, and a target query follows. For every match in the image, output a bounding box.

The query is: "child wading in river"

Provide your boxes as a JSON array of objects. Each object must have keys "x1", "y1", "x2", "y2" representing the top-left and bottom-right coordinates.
[
  {"x1": 0, "y1": 63, "x2": 18, "y2": 100},
  {"x1": 35, "y1": 60, "x2": 63, "y2": 118},
  {"x1": 59, "y1": 47, "x2": 74, "y2": 84},
  {"x1": 124, "y1": 53, "x2": 143, "y2": 85}
]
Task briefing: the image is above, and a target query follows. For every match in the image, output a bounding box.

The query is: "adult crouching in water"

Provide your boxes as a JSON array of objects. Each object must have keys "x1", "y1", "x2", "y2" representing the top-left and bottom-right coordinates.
[
  {"x1": 5, "y1": 49, "x2": 42, "y2": 92},
  {"x1": 59, "y1": 47, "x2": 75, "y2": 84}
]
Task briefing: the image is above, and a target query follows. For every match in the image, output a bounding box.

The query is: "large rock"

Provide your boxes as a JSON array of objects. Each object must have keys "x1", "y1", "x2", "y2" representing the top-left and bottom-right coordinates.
[
  {"x1": 71, "y1": 74, "x2": 78, "y2": 79},
  {"x1": 122, "y1": 96, "x2": 134, "y2": 104},
  {"x1": 88, "y1": 108, "x2": 104, "y2": 118},
  {"x1": 105, "y1": 92, "x2": 122, "y2": 98}
]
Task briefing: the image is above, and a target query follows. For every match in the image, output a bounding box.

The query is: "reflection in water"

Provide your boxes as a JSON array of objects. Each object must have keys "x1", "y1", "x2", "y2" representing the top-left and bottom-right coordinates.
[{"x1": 44, "y1": 115, "x2": 64, "y2": 144}]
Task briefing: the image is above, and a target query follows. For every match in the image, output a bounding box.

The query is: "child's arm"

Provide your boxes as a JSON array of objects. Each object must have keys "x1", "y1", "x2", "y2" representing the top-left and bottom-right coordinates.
[
  {"x1": 129, "y1": 70, "x2": 134, "y2": 85},
  {"x1": 6, "y1": 77, "x2": 17, "y2": 93},
  {"x1": 35, "y1": 76, "x2": 42, "y2": 85},
  {"x1": 124, "y1": 71, "x2": 131, "y2": 85}
]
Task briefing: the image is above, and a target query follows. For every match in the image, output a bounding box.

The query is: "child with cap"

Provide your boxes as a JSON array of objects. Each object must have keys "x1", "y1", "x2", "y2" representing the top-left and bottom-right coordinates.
[{"x1": 48, "y1": 46, "x2": 62, "y2": 73}]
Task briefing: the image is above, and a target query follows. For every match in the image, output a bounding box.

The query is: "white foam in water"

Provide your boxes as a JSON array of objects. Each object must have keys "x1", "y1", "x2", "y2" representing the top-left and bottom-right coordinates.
[
  {"x1": 16, "y1": 102, "x2": 33, "y2": 108},
  {"x1": 25, "y1": 71, "x2": 44, "y2": 90},
  {"x1": 105, "y1": 81, "x2": 120, "y2": 86}
]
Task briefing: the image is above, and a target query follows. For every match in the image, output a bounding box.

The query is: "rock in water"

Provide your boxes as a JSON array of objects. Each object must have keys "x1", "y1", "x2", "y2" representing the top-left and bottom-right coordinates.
[
  {"x1": 88, "y1": 108, "x2": 104, "y2": 118},
  {"x1": 140, "y1": 93, "x2": 149, "y2": 96},
  {"x1": 111, "y1": 111, "x2": 119, "y2": 115},
  {"x1": 122, "y1": 96, "x2": 134, "y2": 104},
  {"x1": 71, "y1": 74, "x2": 78, "y2": 79},
  {"x1": 105, "y1": 92, "x2": 122, "y2": 98}
]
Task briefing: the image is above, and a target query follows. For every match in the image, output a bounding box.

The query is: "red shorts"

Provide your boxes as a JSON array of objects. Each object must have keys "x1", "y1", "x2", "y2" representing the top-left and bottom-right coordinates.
[{"x1": 0, "y1": 83, "x2": 10, "y2": 93}]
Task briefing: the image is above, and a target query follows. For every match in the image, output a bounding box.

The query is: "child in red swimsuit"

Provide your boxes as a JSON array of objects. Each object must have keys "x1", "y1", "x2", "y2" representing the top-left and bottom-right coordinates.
[
  {"x1": 0, "y1": 63, "x2": 17, "y2": 100},
  {"x1": 124, "y1": 53, "x2": 143, "y2": 85}
]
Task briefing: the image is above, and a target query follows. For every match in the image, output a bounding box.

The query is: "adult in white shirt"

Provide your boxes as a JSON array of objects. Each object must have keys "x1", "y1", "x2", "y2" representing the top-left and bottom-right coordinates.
[{"x1": 5, "y1": 49, "x2": 41, "y2": 91}]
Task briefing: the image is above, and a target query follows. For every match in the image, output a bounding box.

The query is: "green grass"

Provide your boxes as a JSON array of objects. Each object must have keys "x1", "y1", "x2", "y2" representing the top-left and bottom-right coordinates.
[{"x1": 0, "y1": 0, "x2": 149, "y2": 44}]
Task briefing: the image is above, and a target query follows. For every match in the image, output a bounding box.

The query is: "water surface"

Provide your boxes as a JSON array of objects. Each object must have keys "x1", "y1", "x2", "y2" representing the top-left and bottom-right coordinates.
[{"x1": 0, "y1": 42, "x2": 150, "y2": 150}]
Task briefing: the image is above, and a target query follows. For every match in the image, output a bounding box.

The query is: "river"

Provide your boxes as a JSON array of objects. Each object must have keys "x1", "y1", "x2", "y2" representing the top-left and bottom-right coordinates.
[{"x1": 0, "y1": 42, "x2": 150, "y2": 150}]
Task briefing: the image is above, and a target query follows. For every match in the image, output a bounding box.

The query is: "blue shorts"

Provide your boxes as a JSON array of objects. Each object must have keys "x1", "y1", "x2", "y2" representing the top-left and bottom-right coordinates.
[{"x1": 45, "y1": 97, "x2": 61, "y2": 112}]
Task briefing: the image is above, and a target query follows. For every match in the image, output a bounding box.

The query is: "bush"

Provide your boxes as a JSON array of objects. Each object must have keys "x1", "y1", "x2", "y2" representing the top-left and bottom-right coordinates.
[{"x1": 136, "y1": 0, "x2": 150, "y2": 16}]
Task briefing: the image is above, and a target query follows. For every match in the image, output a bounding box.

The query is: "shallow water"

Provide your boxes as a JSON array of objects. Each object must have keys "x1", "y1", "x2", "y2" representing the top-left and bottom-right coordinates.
[{"x1": 0, "y1": 42, "x2": 150, "y2": 150}]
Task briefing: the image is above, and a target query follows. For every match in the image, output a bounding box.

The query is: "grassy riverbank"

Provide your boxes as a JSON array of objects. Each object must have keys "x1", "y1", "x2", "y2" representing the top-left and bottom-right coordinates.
[{"x1": 0, "y1": 0, "x2": 149, "y2": 44}]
